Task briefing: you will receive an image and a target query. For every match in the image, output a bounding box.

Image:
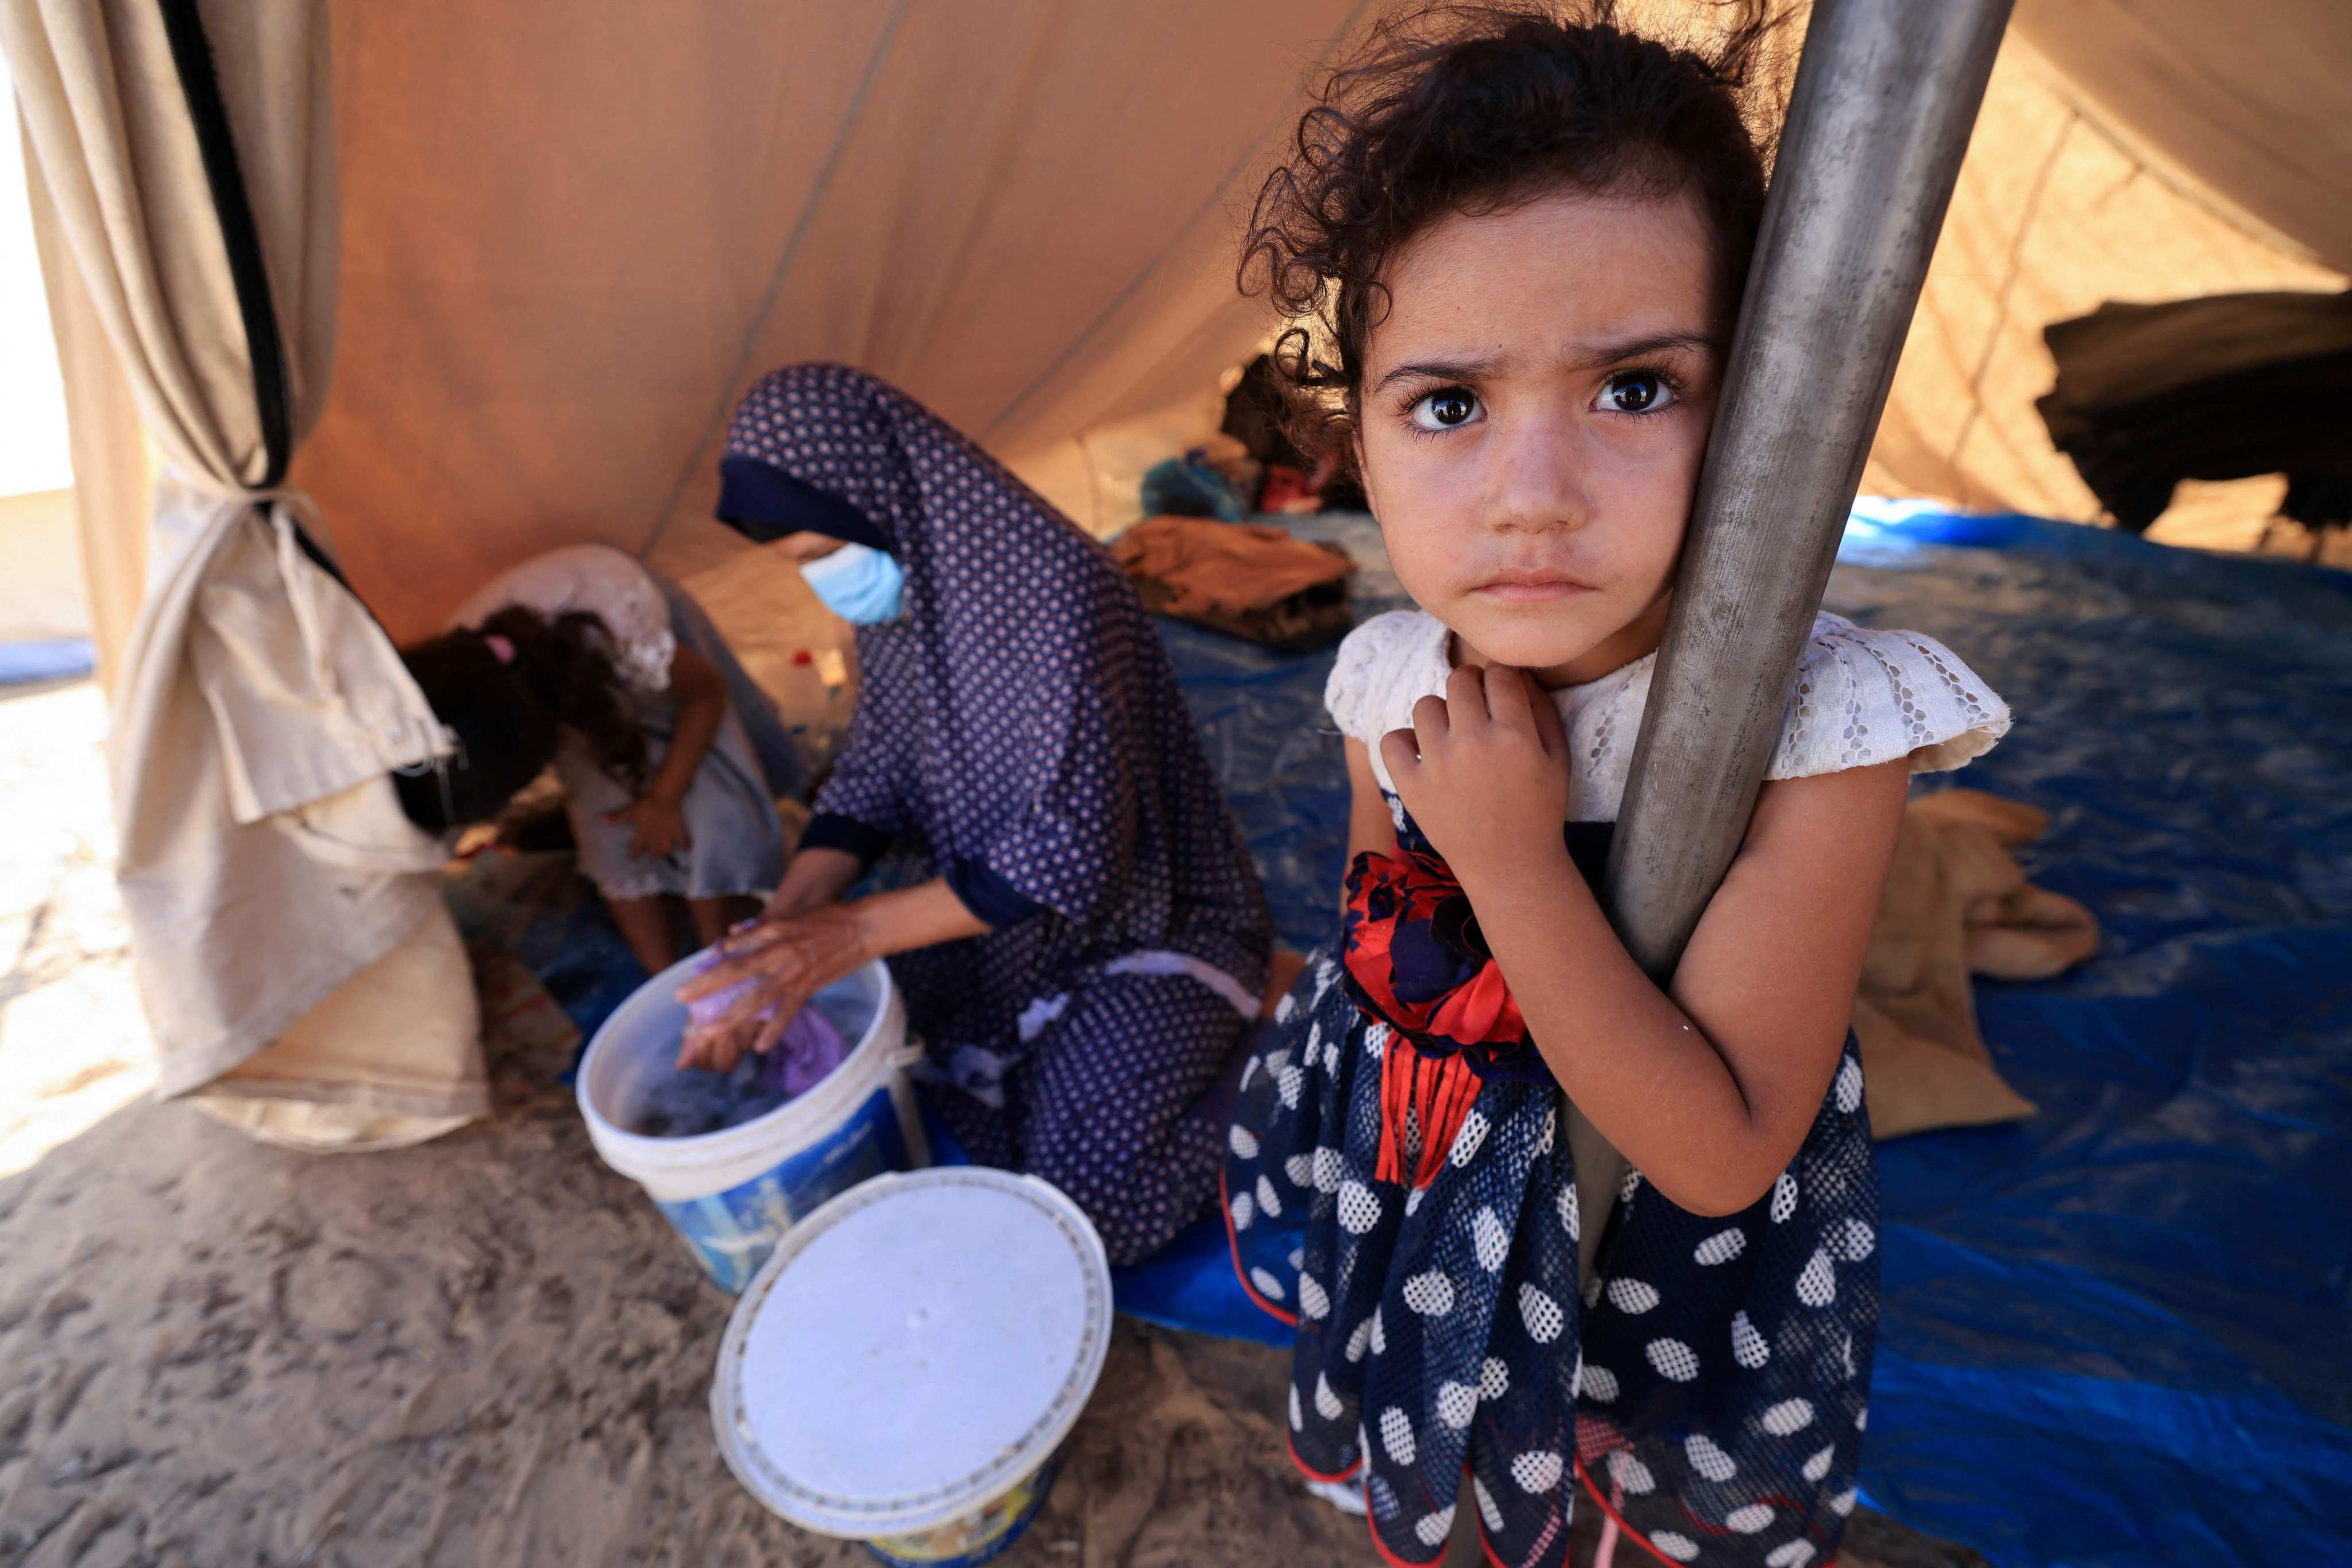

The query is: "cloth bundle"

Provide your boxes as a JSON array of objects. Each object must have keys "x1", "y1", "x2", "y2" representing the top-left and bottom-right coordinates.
[
  {"x1": 2036, "y1": 289, "x2": 2352, "y2": 534},
  {"x1": 1855, "y1": 788, "x2": 2100, "y2": 1138},
  {"x1": 1111, "y1": 515, "x2": 1355, "y2": 651},
  {"x1": 682, "y1": 952, "x2": 851, "y2": 1098}
]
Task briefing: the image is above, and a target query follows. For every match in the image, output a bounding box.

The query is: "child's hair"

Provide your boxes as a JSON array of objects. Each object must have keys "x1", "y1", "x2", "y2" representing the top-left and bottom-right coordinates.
[
  {"x1": 395, "y1": 606, "x2": 650, "y2": 832},
  {"x1": 1240, "y1": 1, "x2": 1786, "y2": 464},
  {"x1": 393, "y1": 632, "x2": 561, "y2": 832},
  {"x1": 477, "y1": 605, "x2": 651, "y2": 791}
]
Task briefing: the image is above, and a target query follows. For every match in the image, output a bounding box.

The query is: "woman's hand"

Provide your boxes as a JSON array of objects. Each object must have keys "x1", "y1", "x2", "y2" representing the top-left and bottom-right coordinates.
[
  {"x1": 608, "y1": 793, "x2": 691, "y2": 860},
  {"x1": 1380, "y1": 663, "x2": 1571, "y2": 886},
  {"x1": 672, "y1": 903, "x2": 875, "y2": 1072}
]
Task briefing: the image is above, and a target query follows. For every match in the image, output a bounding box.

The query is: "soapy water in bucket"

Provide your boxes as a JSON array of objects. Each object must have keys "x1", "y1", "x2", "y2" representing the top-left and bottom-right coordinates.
[{"x1": 620, "y1": 958, "x2": 862, "y2": 1138}]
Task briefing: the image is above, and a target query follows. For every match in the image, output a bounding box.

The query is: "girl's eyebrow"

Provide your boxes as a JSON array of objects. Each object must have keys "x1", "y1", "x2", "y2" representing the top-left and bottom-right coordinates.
[
  {"x1": 1372, "y1": 354, "x2": 1507, "y2": 394},
  {"x1": 1575, "y1": 330, "x2": 1717, "y2": 366},
  {"x1": 1371, "y1": 331, "x2": 1716, "y2": 393}
]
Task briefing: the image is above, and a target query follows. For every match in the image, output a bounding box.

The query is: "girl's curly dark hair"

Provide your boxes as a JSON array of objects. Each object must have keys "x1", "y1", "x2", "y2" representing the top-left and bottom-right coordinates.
[
  {"x1": 477, "y1": 604, "x2": 652, "y2": 793},
  {"x1": 395, "y1": 605, "x2": 653, "y2": 832},
  {"x1": 1240, "y1": 1, "x2": 1788, "y2": 464}
]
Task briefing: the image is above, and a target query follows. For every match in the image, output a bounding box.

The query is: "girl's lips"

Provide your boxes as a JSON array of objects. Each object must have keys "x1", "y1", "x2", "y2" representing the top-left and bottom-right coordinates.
[{"x1": 1472, "y1": 577, "x2": 1596, "y2": 604}]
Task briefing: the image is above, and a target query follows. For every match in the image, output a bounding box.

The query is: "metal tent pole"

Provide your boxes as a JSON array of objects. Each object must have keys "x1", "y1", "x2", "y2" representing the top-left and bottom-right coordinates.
[
  {"x1": 1602, "y1": 0, "x2": 2013, "y2": 979},
  {"x1": 1560, "y1": 0, "x2": 2013, "y2": 1248}
]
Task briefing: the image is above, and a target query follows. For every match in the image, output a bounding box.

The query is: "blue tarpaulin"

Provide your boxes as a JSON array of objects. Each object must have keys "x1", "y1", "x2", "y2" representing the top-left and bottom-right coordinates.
[
  {"x1": 1132, "y1": 504, "x2": 2352, "y2": 1567},
  {"x1": 0, "y1": 638, "x2": 94, "y2": 686},
  {"x1": 528, "y1": 503, "x2": 2350, "y2": 1564}
]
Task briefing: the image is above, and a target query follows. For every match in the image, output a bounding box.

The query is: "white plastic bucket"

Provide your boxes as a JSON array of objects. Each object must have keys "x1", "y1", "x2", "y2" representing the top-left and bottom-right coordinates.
[
  {"x1": 711, "y1": 1168, "x2": 1112, "y2": 1566},
  {"x1": 577, "y1": 953, "x2": 929, "y2": 1292}
]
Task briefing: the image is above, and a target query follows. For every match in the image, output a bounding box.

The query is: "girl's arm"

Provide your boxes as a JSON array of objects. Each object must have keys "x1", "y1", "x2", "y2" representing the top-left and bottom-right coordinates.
[
  {"x1": 1342, "y1": 738, "x2": 1401, "y2": 909},
  {"x1": 648, "y1": 642, "x2": 728, "y2": 804},
  {"x1": 608, "y1": 642, "x2": 731, "y2": 858},
  {"x1": 1385, "y1": 664, "x2": 1907, "y2": 1216}
]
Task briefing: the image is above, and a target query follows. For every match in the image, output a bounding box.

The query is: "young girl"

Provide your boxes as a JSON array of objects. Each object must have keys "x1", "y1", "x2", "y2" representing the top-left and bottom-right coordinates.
[
  {"x1": 399, "y1": 544, "x2": 800, "y2": 975},
  {"x1": 1222, "y1": 8, "x2": 2009, "y2": 1566}
]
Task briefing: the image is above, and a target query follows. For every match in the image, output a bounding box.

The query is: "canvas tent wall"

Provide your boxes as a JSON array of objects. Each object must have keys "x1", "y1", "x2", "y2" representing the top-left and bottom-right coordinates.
[
  {"x1": 3, "y1": 0, "x2": 2347, "y2": 1129},
  {"x1": 19, "y1": 0, "x2": 2350, "y2": 670}
]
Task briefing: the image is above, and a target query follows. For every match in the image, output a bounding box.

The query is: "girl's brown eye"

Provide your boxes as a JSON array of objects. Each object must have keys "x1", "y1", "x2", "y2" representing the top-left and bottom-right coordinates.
[
  {"x1": 1411, "y1": 387, "x2": 1483, "y2": 431},
  {"x1": 1601, "y1": 371, "x2": 1672, "y2": 414}
]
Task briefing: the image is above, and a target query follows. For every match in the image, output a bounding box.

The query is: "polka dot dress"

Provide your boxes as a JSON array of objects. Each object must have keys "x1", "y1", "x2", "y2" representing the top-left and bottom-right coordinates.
[
  {"x1": 723, "y1": 364, "x2": 1273, "y2": 1266},
  {"x1": 1226, "y1": 808, "x2": 1878, "y2": 1568}
]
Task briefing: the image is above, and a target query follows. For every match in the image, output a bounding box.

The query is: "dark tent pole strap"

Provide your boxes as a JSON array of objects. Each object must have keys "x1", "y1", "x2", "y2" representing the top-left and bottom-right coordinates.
[
  {"x1": 1602, "y1": 0, "x2": 2013, "y2": 979},
  {"x1": 155, "y1": 0, "x2": 292, "y2": 491},
  {"x1": 156, "y1": 0, "x2": 357, "y2": 597}
]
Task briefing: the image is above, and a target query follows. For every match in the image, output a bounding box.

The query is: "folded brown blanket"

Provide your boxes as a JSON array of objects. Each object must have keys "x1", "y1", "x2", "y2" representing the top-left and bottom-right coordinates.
[
  {"x1": 1856, "y1": 789, "x2": 2100, "y2": 1139},
  {"x1": 1113, "y1": 515, "x2": 1355, "y2": 652}
]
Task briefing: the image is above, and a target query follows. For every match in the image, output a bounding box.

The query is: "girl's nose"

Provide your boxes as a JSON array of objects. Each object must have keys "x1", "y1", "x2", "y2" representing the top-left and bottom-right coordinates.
[{"x1": 1485, "y1": 413, "x2": 1592, "y2": 537}]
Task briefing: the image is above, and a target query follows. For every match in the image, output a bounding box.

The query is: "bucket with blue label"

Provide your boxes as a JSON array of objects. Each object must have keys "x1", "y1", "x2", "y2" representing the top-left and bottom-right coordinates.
[
  {"x1": 711, "y1": 1169, "x2": 1113, "y2": 1566},
  {"x1": 577, "y1": 954, "x2": 929, "y2": 1292}
]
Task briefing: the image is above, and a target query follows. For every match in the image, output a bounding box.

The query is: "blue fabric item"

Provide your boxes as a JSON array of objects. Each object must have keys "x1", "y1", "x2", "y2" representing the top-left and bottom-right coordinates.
[
  {"x1": 1140, "y1": 453, "x2": 1249, "y2": 522},
  {"x1": 511, "y1": 902, "x2": 648, "y2": 1059},
  {"x1": 1126, "y1": 502, "x2": 2351, "y2": 1567},
  {"x1": 797, "y1": 540, "x2": 907, "y2": 625},
  {"x1": 0, "y1": 638, "x2": 95, "y2": 686},
  {"x1": 715, "y1": 453, "x2": 891, "y2": 552}
]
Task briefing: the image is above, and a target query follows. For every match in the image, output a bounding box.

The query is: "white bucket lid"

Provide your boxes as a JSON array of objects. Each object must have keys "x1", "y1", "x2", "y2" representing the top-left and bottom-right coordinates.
[{"x1": 710, "y1": 1168, "x2": 1111, "y2": 1538}]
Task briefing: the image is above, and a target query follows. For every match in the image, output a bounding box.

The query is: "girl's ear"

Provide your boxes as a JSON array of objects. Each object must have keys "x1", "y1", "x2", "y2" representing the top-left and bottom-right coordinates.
[{"x1": 1351, "y1": 432, "x2": 1377, "y2": 517}]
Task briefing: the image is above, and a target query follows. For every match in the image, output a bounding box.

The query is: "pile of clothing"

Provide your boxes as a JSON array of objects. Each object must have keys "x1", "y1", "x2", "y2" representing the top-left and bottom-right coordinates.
[
  {"x1": 1112, "y1": 516, "x2": 1355, "y2": 652},
  {"x1": 2036, "y1": 289, "x2": 2352, "y2": 535},
  {"x1": 1116, "y1": 355, "x2": 1380, "y2": 651},
  {"x1": 1855, "y1": 788, "x2": 2099, "y2": 1138}
]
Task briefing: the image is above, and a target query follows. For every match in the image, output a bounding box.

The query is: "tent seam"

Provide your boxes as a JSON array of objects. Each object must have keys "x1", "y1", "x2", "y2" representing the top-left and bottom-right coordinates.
[
  {"x1": 977, "y1": 0, "x2": 1382, "y2": 446},
  {"x1": 636, "y1": 0, "x2": 915, "y2": 561}
]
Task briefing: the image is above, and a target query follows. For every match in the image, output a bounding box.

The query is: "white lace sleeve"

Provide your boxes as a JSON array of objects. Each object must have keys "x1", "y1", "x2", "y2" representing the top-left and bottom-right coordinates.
[
  {"x1": 1770, "y1": 613, "x2": 2010, "y2": 779},
  {"x1": 1324, "y1": 609, "x2": 1449, "y2": 747},
  {"x1": 450, "y1": 544, "x2": 677, "y2": 695}
]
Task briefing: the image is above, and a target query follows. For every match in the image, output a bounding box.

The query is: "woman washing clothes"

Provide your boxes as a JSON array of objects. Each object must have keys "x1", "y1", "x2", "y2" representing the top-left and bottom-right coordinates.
[
  {"x1": 397, "y1": 543, "x2": 801, "y2": 975},
  {"x1": 677, "y1": 362, "x2": 1273, "y2": 1266}
]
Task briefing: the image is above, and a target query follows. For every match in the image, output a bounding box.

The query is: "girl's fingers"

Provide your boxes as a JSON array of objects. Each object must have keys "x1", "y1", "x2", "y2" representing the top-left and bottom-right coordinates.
[
  {"x1": 1378, "y1": 727, "x2": 1422, "y2": 786},
  {"x1": 1524, "y1": 667, "x2": 1570, "y2": 758},
  {"x1": 1408, "y1": 692, "x2": 1450, "y2": 745},
  {"x1": 1483, "y1": 664, "x2": 1539, "y2": 735},
  {"x1": 1445, "y1": 663, "x2": 1492, "y2": 724}
]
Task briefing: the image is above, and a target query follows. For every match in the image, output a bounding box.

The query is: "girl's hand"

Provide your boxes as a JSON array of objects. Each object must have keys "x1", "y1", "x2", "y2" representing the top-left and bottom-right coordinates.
[
  {"x1": 672, "y1": 903, "x2": 874, "y2": 1072},
  {"x1": 608, "y1": 794, "x2": 691, "y2": 860},
  {"x1": 1380, "y1": 665, "x2": 1572, "y2": 886}
]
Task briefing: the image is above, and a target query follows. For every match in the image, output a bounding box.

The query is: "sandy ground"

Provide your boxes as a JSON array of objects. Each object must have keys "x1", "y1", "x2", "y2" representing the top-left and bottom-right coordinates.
[
  {"x1": 0, "y1": 676, "x2": 1982, "y2": 1568},
  {"x1": 0, "y1": 681, "x2": 152, "y2": 1182}
]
